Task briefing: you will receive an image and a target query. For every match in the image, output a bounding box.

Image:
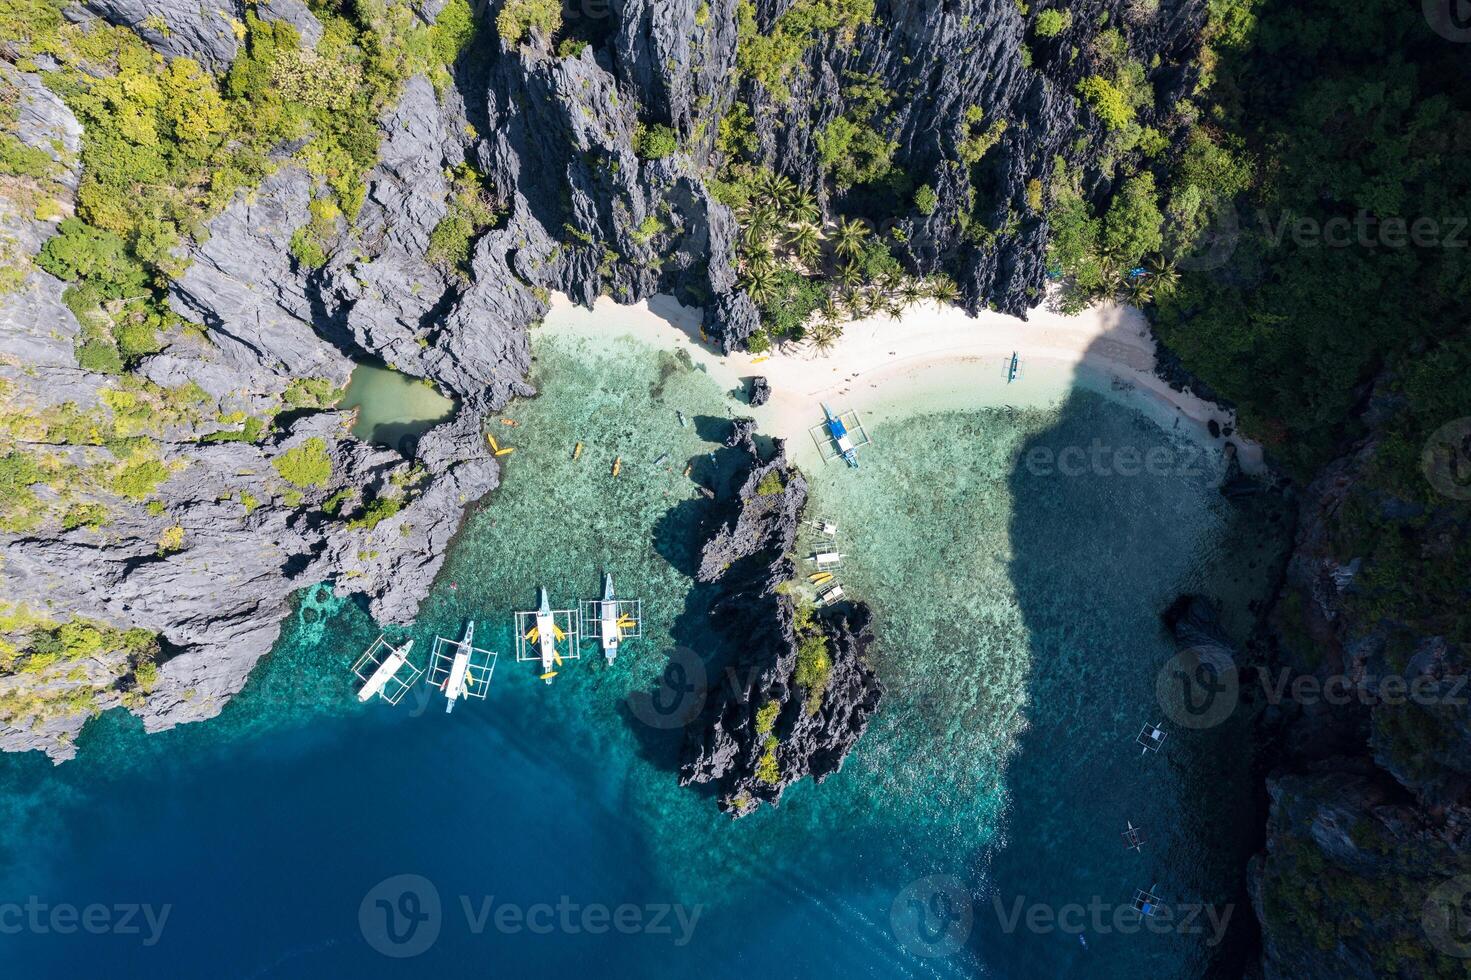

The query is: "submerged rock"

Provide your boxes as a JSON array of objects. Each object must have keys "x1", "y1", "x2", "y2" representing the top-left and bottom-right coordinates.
[{"x1": 679, "y1": 423, "x2": 883, "y2": 815}]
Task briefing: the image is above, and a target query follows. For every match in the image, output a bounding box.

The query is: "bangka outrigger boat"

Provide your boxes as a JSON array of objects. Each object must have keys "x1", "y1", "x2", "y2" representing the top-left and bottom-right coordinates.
[
  {"x1": 579, "y1": 573, "x2": 643, "y2": 665},
  {"x1": 1005, "y1": 350, "x2": 1022, "y2": 384},
  {"x1": 515, "y1": 587, "x2": 579, "y2": 683},
  {"x1": 427, "y1": 621, "x2": 496, "y2": 713},
  {"x1": 808, "y1": 403, "x2": 872, "y2": 467},
  {"x1": 351, "y1": 635, "x2": 422, "y2": 705}
]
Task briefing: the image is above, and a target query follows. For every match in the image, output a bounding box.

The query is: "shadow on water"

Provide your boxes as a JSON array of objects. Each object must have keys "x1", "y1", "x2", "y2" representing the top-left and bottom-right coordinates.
[{"x1": 973, "y1": 334, "x2": 1289, "y2": 979}]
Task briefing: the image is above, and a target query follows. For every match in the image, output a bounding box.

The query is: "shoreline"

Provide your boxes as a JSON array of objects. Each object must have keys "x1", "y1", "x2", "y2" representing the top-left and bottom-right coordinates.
[{"x1": 541, "y1": 293, "x2": 1264, "y2": 473}]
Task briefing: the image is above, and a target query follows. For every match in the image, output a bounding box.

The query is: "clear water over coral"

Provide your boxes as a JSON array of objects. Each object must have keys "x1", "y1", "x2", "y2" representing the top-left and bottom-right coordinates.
[{"x1": 0, "y1": 329, "x2": 1280, "y2": 978}]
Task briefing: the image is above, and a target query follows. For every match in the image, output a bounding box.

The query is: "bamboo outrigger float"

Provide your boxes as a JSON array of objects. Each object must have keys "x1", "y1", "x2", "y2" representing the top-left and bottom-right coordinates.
[
  {"x1": 515, "y1": 587, "x2": 579, "y2": 683},
  {"x1": 579, "y1": 572, "x2": 642, "y2": 665},
  {"x1": 351, "y1": 635, "x2": 422, "y2": 705},
  {"x1": 427, "y1": 621, "x2": 496, "y2": 713}
]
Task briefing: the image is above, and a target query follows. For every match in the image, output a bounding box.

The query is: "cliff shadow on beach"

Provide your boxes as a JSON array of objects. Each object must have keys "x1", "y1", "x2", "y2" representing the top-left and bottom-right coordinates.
[{"x1": 972, "y1": 331, "x2": 1292, "y2": 979}]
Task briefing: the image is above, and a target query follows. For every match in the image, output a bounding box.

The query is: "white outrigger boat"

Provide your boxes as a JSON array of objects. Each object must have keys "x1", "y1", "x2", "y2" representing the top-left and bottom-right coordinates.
[
  {"x1": 1005, "y1": 351, "x2": 1022, "y2": 384},
  {"x1": 515, "y1": 587, "x2": 579, "y2": 683},
  {"x1": 579, "y1": 572, "x2": 642, "y2": 665},
  {"x1": 427, "y1": 621, "x2": 496, "y2": 713},
  {"x1": 351, "y1": 635, "x2": 422, "y2": 705}
]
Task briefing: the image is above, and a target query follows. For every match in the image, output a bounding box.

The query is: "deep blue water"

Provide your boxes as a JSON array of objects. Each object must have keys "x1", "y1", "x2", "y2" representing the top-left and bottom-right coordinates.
[{"x1": 0, "y1": 335, "x2": 1282, "y2": 978}]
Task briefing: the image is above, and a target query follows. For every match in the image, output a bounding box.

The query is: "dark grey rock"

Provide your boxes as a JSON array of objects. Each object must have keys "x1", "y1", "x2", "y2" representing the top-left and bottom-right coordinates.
[{"x1": 679, "y1": 430, "x2": 883, "y2": 814}]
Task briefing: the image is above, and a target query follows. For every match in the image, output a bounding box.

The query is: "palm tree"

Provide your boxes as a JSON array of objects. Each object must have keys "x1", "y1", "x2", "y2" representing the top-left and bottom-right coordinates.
[
  {"x1": 833, "y1": 217, "x2": 869, "y2": 260},
  {"x1": 741, "y1": 264, "x2": 779, "y2": 306},
  {"x1": 788, "y1": 190, "x2": 819, "y2": 225},
  {"x1": 787, "y1": 222, "x2": 821, "y2": 264},
  {"x1": 838, "y1": 261, "x2": 864, "y2": 289},
  {"x1": 809, "y1": 318, "x2": 843, "y2": 353},
  {"x1": 758, "y1": 171, "x2": 797, "y2": 209},
  {"x1": 819, "y1": 295, "x2": 843, "y2": 325},
  {"x1": 1093, "y1": 261, "x2": 1125, "y2": 303},
  {"x1": 743, "y1": 239, "x2": 775, "y2": 273},
  {"x1": 839, "y1": 287, "x2": 865, "y2": 318},
  {"x1": 900, "y1": 278, "x2": 927, "y2": 307},
  {"x1": 1124, "y1": 276, "x2": 1154, "y2": 306},
  {"x1": 1146, "y1": 254, "x2": 1180, "y2": 298},
  {"x1": 926, "y1": 275, "x2": 961, "y2": 304}
]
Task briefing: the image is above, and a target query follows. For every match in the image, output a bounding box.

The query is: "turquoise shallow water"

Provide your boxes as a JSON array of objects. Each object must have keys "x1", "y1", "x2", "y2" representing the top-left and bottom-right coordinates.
[{"x1": 0, "y1": 330, "x2": 1281, "y2": 978}]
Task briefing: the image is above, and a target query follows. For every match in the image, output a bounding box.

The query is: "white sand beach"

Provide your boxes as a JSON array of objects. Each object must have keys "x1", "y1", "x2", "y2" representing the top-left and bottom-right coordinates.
[{"x1": 541, "y1": 292, "x2": 1264, "y2": 473}]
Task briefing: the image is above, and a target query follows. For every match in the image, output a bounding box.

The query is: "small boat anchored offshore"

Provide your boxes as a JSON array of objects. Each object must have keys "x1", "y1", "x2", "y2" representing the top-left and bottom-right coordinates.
[
  {"x1": 809, "y1": 403, "x2": 872, "y2": 467},
  {"x1": 1005, "y1": 351, "x2": 1022, "y2": 384},
  {"x1": 579, "y1": 572, "x2": 643, "y2": 665},
  {"x1": 515, "y1": 587, "x2": 579, "y2": 683},
  {"x1": 351, "y1": 635, "x2": 422, "y2": 705},
  {"x1": 427, "y1": 621, "x2": 497, "y2": 713}
]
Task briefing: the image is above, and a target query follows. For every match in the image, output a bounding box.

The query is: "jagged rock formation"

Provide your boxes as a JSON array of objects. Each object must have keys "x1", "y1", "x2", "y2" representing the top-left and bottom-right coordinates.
[
  {"x1": 1244, "y1": 404, "x2": 1471, "y2": 976},
  {"x1": 679, "y1": 419, "x2": 882, "y2": 815},
  {"x1": 747, "y1": 375, "x2": 771, "y2": 406}
]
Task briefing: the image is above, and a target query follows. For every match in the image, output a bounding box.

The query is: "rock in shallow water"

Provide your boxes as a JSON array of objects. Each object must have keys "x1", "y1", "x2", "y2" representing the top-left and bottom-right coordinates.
[{"x1": 679, "y1": 424, "x2": 883, "y2": 814}]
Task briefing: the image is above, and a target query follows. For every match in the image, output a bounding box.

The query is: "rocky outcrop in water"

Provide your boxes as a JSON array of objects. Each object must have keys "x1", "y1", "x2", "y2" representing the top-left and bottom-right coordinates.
[{"x1": 679, "y1": 420, "x2": 882, "y2": 814}]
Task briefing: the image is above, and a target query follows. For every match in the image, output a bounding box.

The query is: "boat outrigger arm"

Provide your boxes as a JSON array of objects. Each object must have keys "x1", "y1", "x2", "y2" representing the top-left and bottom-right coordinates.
[
  {"x1": 351, "y1": 635, "x2": 422, "y2": 706},
  {"x1": 428, "y1": 621, "x2": 497, "y2": 713},
  {"x1": 580, "y1": 573, "x2": 643, "y2": 665},
  {"x1": 515, "y1": 588, "x2": 580, "y2": 683}
]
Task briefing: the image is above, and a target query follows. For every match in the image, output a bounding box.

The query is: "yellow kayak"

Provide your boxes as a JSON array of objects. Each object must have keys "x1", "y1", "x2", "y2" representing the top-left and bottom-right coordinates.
[
  {"x1": 612, "y1": 457, "x2": 622, "y2": 477},
  {"x1": 552, "y1": 623, "x2": 565, "y2": 641},
  {"x1": 809, "y1": 572, "x2": 833, "y2": 583},
  {"x1": 573, "y1": 442, "x2": 584, "y2": 460},
  {"x1": 751, "y1": 356, "x2": 769, "y2": 364},
  {"x1": 553, "y1": 652, "x2": 564, "y2": 666},
  {"x1": 487, "y1": 433, "x2": 500, "y2": 451},
  {"x1": 526, "y1": 627, "x2": 539, "y2": 642},
  {"x1": 616, "y1": 616, "x2": 636, "y2": 627},
  {"x1": 495, "y1": 446, "x2": 515, "y2": 456},
  {"x1": 540, "y1": 671, "x2": 557, "y2": 681}
]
